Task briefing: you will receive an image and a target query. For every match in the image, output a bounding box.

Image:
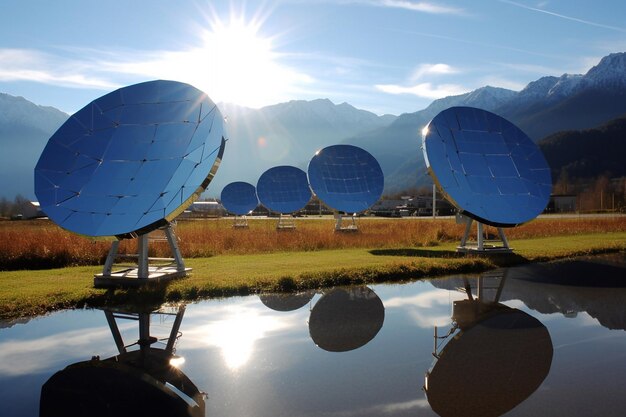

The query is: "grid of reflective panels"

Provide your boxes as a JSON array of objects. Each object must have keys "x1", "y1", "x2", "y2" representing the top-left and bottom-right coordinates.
[
  {"x1": 307, "y1": 144, "x2": 384, "y2": 213},
  {"x1": 35, "y1": 80, "x2": 225, "y2": 237},
  {"x1": 220, "y1": 181, "x2": 258, "y2": 215},
  {"x1": 422, "y1": 106, "x2": 552, "y2": 227},
  {"x1": 256, "y1": 166, "x2": 312, "y2": 214}
]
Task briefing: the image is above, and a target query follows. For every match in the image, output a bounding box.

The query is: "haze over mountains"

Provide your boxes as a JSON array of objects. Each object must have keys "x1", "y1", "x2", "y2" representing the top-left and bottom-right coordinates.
[{"x1": 1, "y1": 52, "x2": 625, "y2": 200}]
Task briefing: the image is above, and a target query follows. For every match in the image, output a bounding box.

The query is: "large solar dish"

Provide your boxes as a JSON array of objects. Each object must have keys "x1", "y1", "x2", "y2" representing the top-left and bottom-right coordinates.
[
  {"x1": 422, "y1": 106, "x2": 551, "y2": 227},
  {"x1": 34, "y1": 80, "x2": 226, "y2": 238},
  {"x1": 307, "y1": 144, "x2": 384, "y2": 214},
  {"x1": 220, "y1": 181, "x2": 258, "y2": 215},
  {"x1": 256, "y1": 165, "x2": 312, "y2": 214}
]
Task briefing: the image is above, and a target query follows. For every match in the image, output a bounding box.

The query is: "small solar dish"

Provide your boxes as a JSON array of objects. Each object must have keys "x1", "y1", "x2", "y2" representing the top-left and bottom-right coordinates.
[
  {"x1": 257, "y1": 166, "x2": 312, "y2": 214},
  {"x1": 34, "y1": 80, "x2": 226, "y2": 238},
  {"x1": 307, "y1": 144, "x2": 384, "y2": 214},
  {"x1": 220, "y1": 181, "x2": 258, "y2": 215},
  {"x1": 422, "y1": 106, "x2": 551, "y2": 227}
]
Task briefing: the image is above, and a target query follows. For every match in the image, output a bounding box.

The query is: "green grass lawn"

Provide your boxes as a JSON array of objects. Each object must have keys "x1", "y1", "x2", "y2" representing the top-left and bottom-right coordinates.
[{"x1": 1, "y1": 232, "x2": 625, "y2": 320}]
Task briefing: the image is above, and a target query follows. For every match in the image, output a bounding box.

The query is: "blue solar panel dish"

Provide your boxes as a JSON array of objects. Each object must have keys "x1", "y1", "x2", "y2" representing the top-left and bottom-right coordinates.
[
  {"x1": 256, "y1": 166, "x2": 312, "y2": 214},
  {"x1": 307, "y1": 145, "x2": 384, "y2": 214},
  {"x1": 34, "y1": 80, "x2": 226, "y2": 238},
  {"x1": 422, "y1": 106, "x2": 552, "y2": 227},
  {"x1": 220, "y1": 182, "x2": 258, "y2": 215}
]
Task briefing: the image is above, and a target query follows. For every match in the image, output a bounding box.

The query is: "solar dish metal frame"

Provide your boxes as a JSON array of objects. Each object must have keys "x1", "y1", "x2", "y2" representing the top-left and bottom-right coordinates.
[{"x1": 94, "y1": 223, "x2": 191, "y2": 287}]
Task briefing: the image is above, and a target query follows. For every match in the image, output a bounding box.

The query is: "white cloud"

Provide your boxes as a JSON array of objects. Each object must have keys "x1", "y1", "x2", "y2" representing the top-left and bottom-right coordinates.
[
  {"x1": 0, "y1": 48, "x2": 119, "y2": 89},
  {"x1": 375, "y1": 82, "x2": 467, "y2": 99},
  {"x1": 409, "y1": 63, "x2": 458, "y2": 82},
  {"x1": 344, "y1": 0, "x2": 464, "y2": 15}
]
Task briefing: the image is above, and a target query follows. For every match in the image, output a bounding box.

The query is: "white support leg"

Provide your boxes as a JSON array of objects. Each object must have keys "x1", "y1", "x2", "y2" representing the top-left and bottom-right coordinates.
[
  {"x1": 164, "y1": 225, "x2": 185, "y2": 272},
  {"x1": 137, "y1": 233, "x2": 149, "y2": 279},
  {"x1": 102, "y1": 240, "x2": 120, "y2": 276},
  {"x1": 460, "y1": 217, "x2": 472, "y2": 247},
  {"x1": 477, "y1": 222, "x2": 484, "y2": 251},
  {"x1": 497, "y1": 227, "x2": 510, "y2": 250},
  {"x1": 165, "y1": 305, "x2": 186, "y2": 354},
  {"x1": 334, "y1": 212, "x2": 342, "y2": 231}
]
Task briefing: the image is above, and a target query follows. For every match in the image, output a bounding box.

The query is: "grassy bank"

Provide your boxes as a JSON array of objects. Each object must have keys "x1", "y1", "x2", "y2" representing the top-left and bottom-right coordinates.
[{"x1": 1, "y1": 231, "x2": 625, "y2": 321}]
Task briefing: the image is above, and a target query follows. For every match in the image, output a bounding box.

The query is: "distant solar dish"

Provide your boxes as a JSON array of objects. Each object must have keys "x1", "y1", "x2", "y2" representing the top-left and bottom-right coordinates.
[
  {"x1": 309, "y1": 286, "x2": 384, "y2": 352},
  {"x1": 34, "y1": 80, "x2": 226, "y2": 238},
  {"x1": 422, "y1": 106, "x2": 551, "y2": 228},
  {"x1": 256, "y1": 166, "x2": 312, "y2": 214},
  {"x1": 307, "y1": 144, "x2": 384, "y2": 214},
  {"x1": 220, "y1": 182, "x2": 258, "y2": 215}
]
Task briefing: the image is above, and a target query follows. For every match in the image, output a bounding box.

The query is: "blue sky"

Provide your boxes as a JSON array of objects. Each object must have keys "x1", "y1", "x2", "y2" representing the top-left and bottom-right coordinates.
[{"x1": 1, "y1": 0, "x2": 625, "y2": 116}]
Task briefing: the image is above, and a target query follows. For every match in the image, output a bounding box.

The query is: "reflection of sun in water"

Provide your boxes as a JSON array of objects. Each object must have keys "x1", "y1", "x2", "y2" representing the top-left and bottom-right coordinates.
[{"x1": 205, "y1": 307, "x2": 288, "y2": 370}]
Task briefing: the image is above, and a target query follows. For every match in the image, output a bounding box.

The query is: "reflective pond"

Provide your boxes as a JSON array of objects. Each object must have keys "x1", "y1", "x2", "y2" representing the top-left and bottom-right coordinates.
[{"x1": 2, "y1": 253, "x2": 626, "y2": 417}]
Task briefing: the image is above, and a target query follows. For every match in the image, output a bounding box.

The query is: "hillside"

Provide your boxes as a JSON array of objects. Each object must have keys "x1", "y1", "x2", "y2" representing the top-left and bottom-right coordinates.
[
  {"x1": 538, "y1": 115, "x2": 626, "y2": 180},
  {"x1": 0, "y1": 94, "x2": 68, "y2": 200}
]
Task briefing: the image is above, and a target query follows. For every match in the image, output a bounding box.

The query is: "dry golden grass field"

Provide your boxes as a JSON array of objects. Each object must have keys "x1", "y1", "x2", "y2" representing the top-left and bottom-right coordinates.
[{"x1": 2, "y1": 215, "x2": 626, "y2": 271}]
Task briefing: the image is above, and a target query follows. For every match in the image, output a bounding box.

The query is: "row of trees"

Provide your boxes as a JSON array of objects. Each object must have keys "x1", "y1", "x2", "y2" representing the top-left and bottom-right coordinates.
[{"x1": 0, "y1": 194, "x2": 33, "y2": 218}]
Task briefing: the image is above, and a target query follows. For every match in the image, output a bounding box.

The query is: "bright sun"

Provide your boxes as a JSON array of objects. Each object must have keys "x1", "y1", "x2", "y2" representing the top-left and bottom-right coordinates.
[
  {"x1": 130, "y1": 10, "x2": 310, "y2": 108},
  {"x1": 184, "y1": 14, "x2": 309, "y2": 108}
]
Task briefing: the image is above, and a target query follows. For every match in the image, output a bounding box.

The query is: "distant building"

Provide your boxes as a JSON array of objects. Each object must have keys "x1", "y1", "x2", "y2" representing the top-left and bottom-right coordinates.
[
  {"x1": 18, "y1": 201, "x2": 44, "y2": 219},
  {"x1": 183, "y1": 200, "x2": 227, "y2": 217},
  {"x1": 369, "y1": 196, "x2": 454, "y2": 217},
  {"x1": 547, "y1": 194, "x2": 577, "y2": 213}
]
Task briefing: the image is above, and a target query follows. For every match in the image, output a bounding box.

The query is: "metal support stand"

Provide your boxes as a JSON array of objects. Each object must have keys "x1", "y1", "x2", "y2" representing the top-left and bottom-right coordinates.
[
  {"x1": 456, "y1": 214, "x2": 512, "y2": 253},
  {"x1": 232, "y1": 215, "x2": 249, "y2": 228},
  {"x1": 94, "y1": 223, "x2": 191, "y2": 288},
  {"x1": 277, "y1": 213, "x2": 296, "y2": 230},
  {"x1": 103, "y1": 305, "x2": 186, "y2": 355},
  {"x1": 334, "y1": 213, "x2": 359, "y2": 232}
]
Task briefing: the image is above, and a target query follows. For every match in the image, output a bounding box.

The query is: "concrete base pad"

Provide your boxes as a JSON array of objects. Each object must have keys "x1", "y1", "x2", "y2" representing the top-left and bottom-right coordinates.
[{"x1": 94, "y1": 267, "x2": 191, "y2": 288}]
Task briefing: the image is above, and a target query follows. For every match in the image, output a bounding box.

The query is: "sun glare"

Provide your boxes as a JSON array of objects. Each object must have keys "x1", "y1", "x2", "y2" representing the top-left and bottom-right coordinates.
[{"x1": 187, "y1": 13, "x2": 310, "y2": 108}]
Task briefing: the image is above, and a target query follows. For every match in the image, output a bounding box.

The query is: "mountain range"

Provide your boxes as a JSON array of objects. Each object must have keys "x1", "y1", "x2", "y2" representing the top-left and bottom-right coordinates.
[
  {"x1": 1, "y1": 52, "x2": 625, "y2": 200},
  {"x1": 350, "y1": 52, "x2": 626, "y2": 192}
]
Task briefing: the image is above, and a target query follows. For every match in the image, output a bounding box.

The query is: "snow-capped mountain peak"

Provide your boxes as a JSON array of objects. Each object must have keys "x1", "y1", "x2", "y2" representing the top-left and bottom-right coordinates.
[{"x1": 581, "y1": 52, "x2": 626, "y2": 89}]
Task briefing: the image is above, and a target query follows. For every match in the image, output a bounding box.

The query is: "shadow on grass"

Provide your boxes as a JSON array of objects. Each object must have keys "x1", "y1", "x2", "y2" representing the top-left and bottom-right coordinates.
[
  {"x1": 369, "y1": 247, "x2": 529, "y2": 267},
  {"x1": 369, "y1": 248, "x2": 460, "y2": 258}
]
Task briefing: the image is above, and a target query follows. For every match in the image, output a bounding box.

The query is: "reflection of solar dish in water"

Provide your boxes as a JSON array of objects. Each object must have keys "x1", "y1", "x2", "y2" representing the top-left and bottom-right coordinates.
[
  {"x1": 34, "y1": 80, "x2": 226, "y2": 238},
  {"x1": 309, "y1": 286, "x2": 385, "y2": 352},
  {"x1": 256, "y1": 166, "x2": 312, "y2": 214},
  {"x1": 40, "y1": 348, "x2": 205, "y2": 417},
  {"x1": 259, "y1": 291, "x2": 315, "y2": 312},
  {"x1": 422, "y1": 106, "x2": 551, "y2": 227},
  {"x1": 307, "y1": 145, "x2": 384, "y2": 213},
  {"x1": 220, "y1": 182, "x2": 258, "y2": 215},
  {"x1": 425, "y1": 302, "x2": 553, "y2": 417}
]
